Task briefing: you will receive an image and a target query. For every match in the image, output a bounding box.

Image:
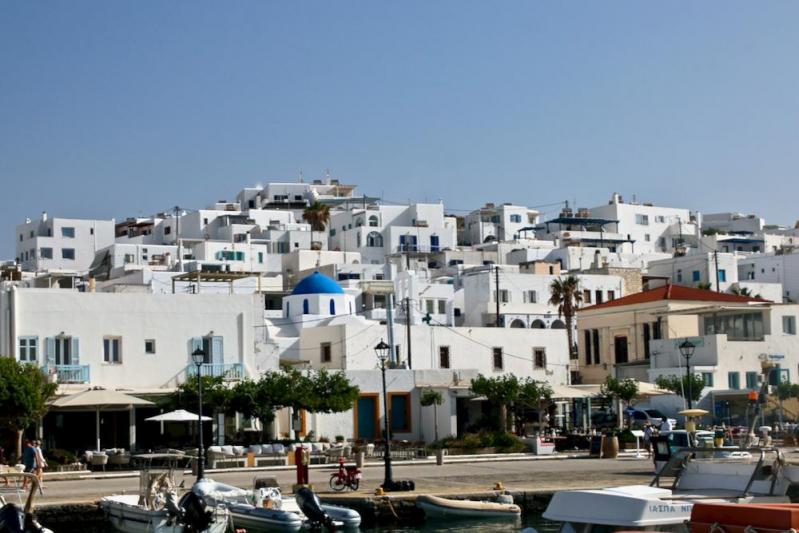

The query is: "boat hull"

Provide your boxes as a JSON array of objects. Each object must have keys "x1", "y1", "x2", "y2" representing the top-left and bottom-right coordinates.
[{"x1": 416, "y1": 494, "x2": 521, "y2": 519}]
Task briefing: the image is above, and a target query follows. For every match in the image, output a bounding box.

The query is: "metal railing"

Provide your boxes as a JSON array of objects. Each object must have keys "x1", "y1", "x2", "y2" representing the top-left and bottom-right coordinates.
[
  {"x1": 43, "y1": 364, "x2": 90, "y2": 384},
  {"x1": 186, "y1": 362, "x2": 244, "y2": 381}
]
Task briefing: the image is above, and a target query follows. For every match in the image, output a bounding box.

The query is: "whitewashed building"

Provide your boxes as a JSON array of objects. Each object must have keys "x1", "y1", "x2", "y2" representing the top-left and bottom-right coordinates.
[
  {"x1": 16, "y1": 214, "x2": 115, "y2": 273},
  {"x1": 461, "y1": 203, "x2": 540, "y2": 245},
  {"x1": 738, "y1": 252, "x2": 799, "y2": 303}
]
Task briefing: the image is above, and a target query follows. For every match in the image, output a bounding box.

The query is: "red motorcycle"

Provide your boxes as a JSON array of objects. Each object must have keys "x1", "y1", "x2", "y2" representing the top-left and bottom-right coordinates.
[{"x1": 329, "y1": 457, "x2": 361, "y2": 491}]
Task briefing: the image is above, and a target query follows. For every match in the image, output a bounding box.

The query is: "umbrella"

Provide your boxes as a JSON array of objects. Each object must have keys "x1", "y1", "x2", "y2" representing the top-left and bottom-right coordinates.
[
  {"x1": 679, "y1": 408, "x2": 709, "y2": 417},
  {"x1": 146, "y1": 409, "x2": 212, "y2": 422},
  {"x1": 50, "y1": 388, "x2": 154, "y2": 451}
]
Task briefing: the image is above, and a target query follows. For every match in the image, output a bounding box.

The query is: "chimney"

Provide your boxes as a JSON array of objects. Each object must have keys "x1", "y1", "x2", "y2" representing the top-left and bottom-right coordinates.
[{"x1": 41, "y1": 211, "x2": 48, "y2": 222}]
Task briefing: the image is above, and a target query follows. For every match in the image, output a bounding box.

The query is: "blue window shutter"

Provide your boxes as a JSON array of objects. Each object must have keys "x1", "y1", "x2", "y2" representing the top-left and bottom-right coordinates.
[
  {"x1": 71, "y1": 337, "x2": 80, "y2": 365},
  {"x1": 45, "y1": 337, "x2": 56, "y2": 365},
  {"x1": 303, "y1": 299, "x2": 309, "y2": 314},
  {"x1": 212, "y1": 336, "x2": 224, "y2": 364},
  {"x1": 329, "y1": 299, "x2": 336, "y2": 315}
]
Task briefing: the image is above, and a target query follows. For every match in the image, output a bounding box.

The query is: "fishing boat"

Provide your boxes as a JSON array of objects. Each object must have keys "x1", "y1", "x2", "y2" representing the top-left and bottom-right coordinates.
[
  {"x1": 0, "y1": 472, "x2": 53, "y2": 533},
  {"x1": 100, "y1": 454, "x2": 230, "y2": 533},
  {"x1": 690, "y1": 502, "x2": 799, "y2": 533},
  {"x1": 193, "y1": 478, "x2": 361, "y2": 531},
  {"x1": 541, "y1": 444, "x2": 799, "y2": 533},
  {"x1": 416, "y1": 494, "x2": 521, "y2": 519}
]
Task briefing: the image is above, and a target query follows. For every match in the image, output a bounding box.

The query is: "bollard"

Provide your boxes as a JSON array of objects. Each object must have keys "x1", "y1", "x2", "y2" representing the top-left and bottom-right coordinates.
[
  {"x1": 435, "y1": 448, "x2": 444, "y2": 466},
  {"x1": 355, "y1": 451, "x2": 365, "y2": 468}
]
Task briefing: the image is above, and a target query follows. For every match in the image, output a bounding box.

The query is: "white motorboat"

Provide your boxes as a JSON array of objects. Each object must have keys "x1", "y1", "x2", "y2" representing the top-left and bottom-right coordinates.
[
  {"x1": 542, "y1": 445, "x2": 799, "y2": 533},
  {"x1": 100, "y1": 456, "x2": 230, "y2": 533},
  {"x1": 416, "y1": 494, "x2": 521, "y2": 520},
  {"x1": 193, "y1": 479, "x2": 361, "y2": 531}
]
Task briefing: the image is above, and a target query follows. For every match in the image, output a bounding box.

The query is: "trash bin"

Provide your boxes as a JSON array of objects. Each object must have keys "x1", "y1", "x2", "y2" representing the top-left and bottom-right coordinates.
[
  {"x1": 355, "y1": 451, "x2": 365, "y2": 468},
  {"x1": 435, "y1": 448, "x2": 445, "y2": 466}
]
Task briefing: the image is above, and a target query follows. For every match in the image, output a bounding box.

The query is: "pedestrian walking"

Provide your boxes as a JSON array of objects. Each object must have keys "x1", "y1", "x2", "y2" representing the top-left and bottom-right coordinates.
[
  {"x1": 643, "y1": 423, "x2": 654, "y2": 458},
  {"x1": 21, "y1": 440, "x2": 36, "y2": 489},
  {"x1": 33, "y1": 440, "x2": 47, "y2": 490}
]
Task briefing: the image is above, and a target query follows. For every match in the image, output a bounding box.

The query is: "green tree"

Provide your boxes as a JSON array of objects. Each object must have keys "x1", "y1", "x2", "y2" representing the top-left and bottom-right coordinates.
[
  {"x1": 549, "y1": 276, "x2": 583, "y2": 360},
  {"x1": 655, "y1": 374, "x2": 704, "y2": 403},
  {"x1": 601, "y1": 376, "x2": 639, "y2": 427},
  {"x1": 302, "y1": 202, "x2": 331, "y2": 249},
  {"x1": 420, "y1": 388, "x2": 444, "y2": 442},
  {"x1": 730, "y1": 286, "x2": 762, "y2": 299},
  {"x1": 696, "y1": 282, "x2": 713, "y2": 290},
  {"x1": 0, "y1": 358, "x2": 58, "y2": 458},
  {"x1": 774, "y1": 382, "x2": 799, "y2": 427},
  {"x1": 471, "y1": 374, "x2": 521, "y2": 433},
  {"x1": 515, "y1": 378, "x2": 554, "y2": 432}
]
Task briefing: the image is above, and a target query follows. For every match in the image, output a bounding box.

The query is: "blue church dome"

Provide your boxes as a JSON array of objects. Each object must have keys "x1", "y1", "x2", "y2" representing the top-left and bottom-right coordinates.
[{"x1": 291, "y1": 272, "x2": 345, "y2": 295}]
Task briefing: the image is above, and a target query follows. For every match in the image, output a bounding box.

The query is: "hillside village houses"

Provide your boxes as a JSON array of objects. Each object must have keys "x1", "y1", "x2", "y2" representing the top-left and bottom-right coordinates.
[{"x1": 3, "y1": 179, "x2": 799, "y2": 452}]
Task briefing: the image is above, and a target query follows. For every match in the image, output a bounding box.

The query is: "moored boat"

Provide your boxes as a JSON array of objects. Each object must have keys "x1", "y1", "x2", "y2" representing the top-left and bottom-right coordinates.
[{"x1": 416, "y1": 494, "x2": 521, "y2": 519}]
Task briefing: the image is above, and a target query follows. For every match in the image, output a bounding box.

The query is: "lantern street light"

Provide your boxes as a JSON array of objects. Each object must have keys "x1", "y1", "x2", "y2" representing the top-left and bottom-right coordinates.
[
  {"x1": 679, "y1": 339, "x2": 696, "y2": 409},
  {"x1": 374, "y1": 339, "x2": 394, "y2": 490},
  {"x1": 191, "y1": 347, "x2": 206, "y2": 480}
]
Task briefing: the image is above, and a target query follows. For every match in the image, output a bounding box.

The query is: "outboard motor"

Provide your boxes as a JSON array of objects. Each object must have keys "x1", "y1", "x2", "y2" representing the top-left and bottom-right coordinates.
[
  {"x1": 295, "y1": 487, "x2": 335, "y2": 531},
  {"x1": 178, "y1": 491, "x2": 213, "y2": 533}
]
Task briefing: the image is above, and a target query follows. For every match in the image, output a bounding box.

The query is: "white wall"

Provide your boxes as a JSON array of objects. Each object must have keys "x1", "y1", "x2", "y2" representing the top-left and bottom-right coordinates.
[{"x1": 16, "y1": 217, "x2": 115, "y2": 273}]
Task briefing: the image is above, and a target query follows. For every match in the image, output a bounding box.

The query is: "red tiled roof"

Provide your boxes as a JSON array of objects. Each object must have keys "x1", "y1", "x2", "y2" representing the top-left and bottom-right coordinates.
[{"x1": 579, "y1": 283, "x2": 770, "y2": 312}]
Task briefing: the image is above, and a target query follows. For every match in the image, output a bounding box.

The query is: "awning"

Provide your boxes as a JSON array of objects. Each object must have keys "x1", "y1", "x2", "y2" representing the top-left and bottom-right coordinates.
[
  {"x1": 550, "y1": 384, "x2": 593, "y2": 399},
  {"x1": 146, "y1": 409, "x2": 211, "y2": 422}
]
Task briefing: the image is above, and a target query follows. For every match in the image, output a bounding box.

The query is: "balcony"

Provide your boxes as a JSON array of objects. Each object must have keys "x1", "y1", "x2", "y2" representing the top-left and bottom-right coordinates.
[
  {"x1": 44, "y1": 364, "x2": 90, "y2": 384},
  {"x1": 186, "y1": 363, "x2": 244, "y2": 381}
]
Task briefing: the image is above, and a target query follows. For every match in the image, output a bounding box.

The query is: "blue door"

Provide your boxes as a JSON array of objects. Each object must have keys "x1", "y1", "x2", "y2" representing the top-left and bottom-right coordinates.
[
  {"x1": 357, "y1": 396, "x2": 378, "y2": 440},
  {"x1": 430, "y1": 235, "x2": 440, "y2": 252}
]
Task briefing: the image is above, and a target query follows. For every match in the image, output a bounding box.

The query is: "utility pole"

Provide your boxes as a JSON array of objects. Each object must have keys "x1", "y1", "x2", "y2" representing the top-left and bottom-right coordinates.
[
  {"x1": 386, "y1": 292, "x2": 397, "y2": 365},
  {"x1": 713, "y1": 250, "x2": 721, "y2": 292},
  {"x1": 495, "y1": 264, "x2": 501, "y2": 327},
  {"x1": 174, "y1": 206, "x2": 182, "y2": 272},
  {"x1": 405, "y1": 297, "x2": 413, "y2": 369}
]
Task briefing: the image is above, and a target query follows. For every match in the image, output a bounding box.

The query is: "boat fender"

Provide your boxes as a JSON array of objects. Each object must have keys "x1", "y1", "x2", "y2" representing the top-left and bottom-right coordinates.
[
  {"x1": 295, "y1": 487, "x2": 334, "y2": 531},
  {"x1": 496, "y1": 493, "x2": 514, "y2": 505},
  {"x1": 494, "y1": 482, "x2": 504, "y2": 491}
]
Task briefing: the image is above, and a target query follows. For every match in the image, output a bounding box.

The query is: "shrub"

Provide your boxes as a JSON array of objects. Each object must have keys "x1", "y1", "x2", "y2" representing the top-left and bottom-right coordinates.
[
  {"x1": 335, "y1": 435, "x2": 345, "y2": 442},
  {"x1": 46, "y1": 448, "x2": 77, "y2": 466},
  {"x1": 491, "y1": 431, "x2": 517, "y2": 448}
]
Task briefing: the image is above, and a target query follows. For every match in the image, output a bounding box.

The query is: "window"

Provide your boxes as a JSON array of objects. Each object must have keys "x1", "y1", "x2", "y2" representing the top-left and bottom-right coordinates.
[
  {"x1": 644, "y1": 234, "x2": 651, "y2": 242},
  {"x1": 103, "y1": 337, "x2": 122, "y2": 364},
  {"x1": 329, "y1": 299, "x2": 336, "y2": 314},
  {"x1": 40, "y1": 247, "x2": 53, "y2": 259},
  {"x1": 124, "y1": 254, "x2": 135, "y2": 264},
  {"x1": 592, "y1": 330, "x2": 601, "y2": 365},
  {"x1": 258, "y1": 252, "x2": 264, "y2": 264},
  {"x1": 492, "y1": 347, "x2": 504, "y2": 370},
  {"x1": 607, "y1": 290, "x2": 615, "y2": 301},
  {"x1": 164, "y1": 226, "x2": 172, "y2": 235},
  {"x1": 145, "y1": 339, "x2": 156, "y2": 354},
  {"x1": 523, "y1": 290, "x2": 537, "y2": 303},
  {"x1": 746, "y1": 371, "x2": 759, "y2": 389},
  {"x1": 701, "y1": 372, "x2": 714, "y2": 387},
  {"x1": 18, "y1": 337, "x2": 38, "y2": 362},
  {"x1": 430, "y1": 235, "x2": 440, "y2": 252},
  {"x1": 294, "y1": 195, "x2": 303, "y2": 201},
  {"x1": 437, "y1": 300, "x2": 446, "y2": 314},
  {"x1": 718, "y1": 269, "x2": 727, "y2": 282},
  {"x1": 303, "y1": 299, "x2": 310, "y2": 314},
  {"x1": 655, "y1": 215, "x2": 666, "y2": 223},
  {"x1": 635, "y1": 214, "x2": 649, "y2": 226},
  {"x1": 510, "y1": 214, "x2": 522, "y2": 223},
  {"x1": 19, "y1": 234, "x2": 23, "y2": 242},
  {"x1": 614, "y1": 336, "x2": 628, "y2": 364},
  {"x1": 728, "y1": 372, "x2": 740, "y2": 390},
  {"x1": 203, "y1": 218, "x2": 209, "y2": 225},
  {"x1": 534, "y1": 348, "x2": 546, "y2": 369},
  {"x1": 643, "y1": 323, "x2": 651, "y2": 359},
  {"x1": 366, "y1": 231, "x2": 383, "y2": 247},
  {"x1": 368, "y1": 215, "x2": 379, "y2": 227},
  {"x1": 62, "y1": 248, "x2": 75, "y2": 260},
  {"x1": 584, "y1": 330, "x2": 592, "y2": 364},
  {"x1": 90, "y1": 227, "x2": 94, "y2": 235},
  {"x1": 677, "y1": 269, "x2": 683, "y2": 282},
  {"x1": 583, "y1": 290, "x2": 591, "y2": 304},
  {"x1": 783, "y1": 316, "x2": 797, "y2": 335},
  {"x1": 389, "y1": 393, "x2": 411, "y2": 433},
  {"x1": 495, "y1": 289, "x2": 509, "y2": 303},
  {"x1": 439, "y1": 346, "x2": 450, "y2": 369},
  {"x1": 61, "y1": 227, "x2": 75, "y2": 238},
  {"x1": 321, "y1": 342, "x2": 332, "y2": 363},
  {"x1": 595, "y1": 290, "x2": 603, "y2": 304},
  {"x1": 330, "y1": 229, "x2": 336, "y2": 236},
  {"x1": 692, "y1": 271, "x2": 701, "y2": 282}
]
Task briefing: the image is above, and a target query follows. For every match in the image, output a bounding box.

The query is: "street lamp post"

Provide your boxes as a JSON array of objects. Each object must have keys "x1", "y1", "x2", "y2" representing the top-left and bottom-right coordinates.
[
  {"x1": 679, "y1": 339, "x2": 696, "y2": 410},
  {"x1": 191, "y1": 347, "x2": 206, "y2": 480},
  {"x1": 374, "y1": 339, "x2": 394, "y2": 490}
]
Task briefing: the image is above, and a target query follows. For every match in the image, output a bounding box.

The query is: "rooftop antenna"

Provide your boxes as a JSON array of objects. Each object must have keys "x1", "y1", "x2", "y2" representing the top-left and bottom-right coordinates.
[
  {"x1": 298, "y1": 169, "x2": 304, "y2": 183},
  {"x1": 325, "y1": 168, "x2": 331, "y2": 184}
]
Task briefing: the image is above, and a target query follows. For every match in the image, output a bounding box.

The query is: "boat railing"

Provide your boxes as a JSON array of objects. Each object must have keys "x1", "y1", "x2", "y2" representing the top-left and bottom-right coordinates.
[
  {"x1": 651, "y1": 447, "x2": 778, "y2": 494},
  {"x1": 0, "y1": 472, "x2": 42, "y2": 516}
]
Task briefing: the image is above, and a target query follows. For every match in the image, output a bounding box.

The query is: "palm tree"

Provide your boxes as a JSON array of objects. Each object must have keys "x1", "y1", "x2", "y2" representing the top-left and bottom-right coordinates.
[
  {"x1": 730, "y1": 286, "x2": 762, "y2": 299},
  {"x1": 302, "y1": 202, "x2": 331, "y2": 250},
  {"x1": 549, "y1": 276, "x2": 583, "y2": 360}
]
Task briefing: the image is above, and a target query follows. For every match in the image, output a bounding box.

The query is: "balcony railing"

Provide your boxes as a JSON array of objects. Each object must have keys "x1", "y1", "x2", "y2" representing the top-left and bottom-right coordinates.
[
  {"x1": 44, "y1": 364, "x2": 90, "y2": 384},
  {"x1": 186, "y1": 363, "x2": 244, "y2": 381}
]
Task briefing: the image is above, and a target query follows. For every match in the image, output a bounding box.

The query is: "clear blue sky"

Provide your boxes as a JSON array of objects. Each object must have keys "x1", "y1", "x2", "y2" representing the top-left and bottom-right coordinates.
[{"x1": 2, "y1": 1, "x2": 798, "y2": 256}]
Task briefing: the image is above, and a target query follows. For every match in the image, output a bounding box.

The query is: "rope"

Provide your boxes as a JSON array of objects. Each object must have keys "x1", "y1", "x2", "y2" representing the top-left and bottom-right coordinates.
[
  {"x1": 709, "y1": 522, "x2": 727, "y2": 533},
  {"x1": 383, "y1": 496, "x2": 400, "y2": 519}
]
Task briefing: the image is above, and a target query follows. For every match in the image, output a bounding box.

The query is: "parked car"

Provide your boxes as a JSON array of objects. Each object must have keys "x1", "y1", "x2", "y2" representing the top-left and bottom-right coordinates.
[
  {"x1": 629, "y1": 408, "x2": 676, "y2": 429},
  {"x1": 591, "y1": 411, "x2": 618, "y2": 429}
]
